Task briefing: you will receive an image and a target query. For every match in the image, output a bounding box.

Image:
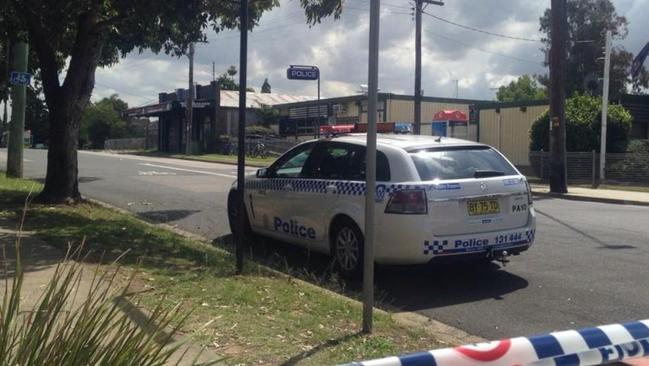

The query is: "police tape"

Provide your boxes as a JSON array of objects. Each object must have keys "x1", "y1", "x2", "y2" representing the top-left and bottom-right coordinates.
[{"x1": 342, "y1": 319, "x2": 649, "y2": 366}]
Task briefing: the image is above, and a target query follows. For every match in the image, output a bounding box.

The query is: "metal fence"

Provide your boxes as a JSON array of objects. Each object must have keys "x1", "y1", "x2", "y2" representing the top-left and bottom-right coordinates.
[{"x1": 529, "y1": 151, "x2": 649, "y2": 185}]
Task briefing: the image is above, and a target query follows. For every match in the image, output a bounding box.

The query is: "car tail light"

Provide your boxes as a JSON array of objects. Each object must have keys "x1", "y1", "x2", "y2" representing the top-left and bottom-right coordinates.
[
  {"x1": 524, "y1": 179, "x2": 533, "y2": 205},
  {"x1": 385, "y1": 189, "x2": 428, "y2": 214}
]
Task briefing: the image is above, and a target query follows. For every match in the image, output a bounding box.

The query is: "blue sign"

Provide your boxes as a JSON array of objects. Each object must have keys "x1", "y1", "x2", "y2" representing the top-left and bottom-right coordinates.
[
  {"x1": 10, "y1": 71, "x2": 32, "y2": 86},
  {"x1": 287, "y1": 65, "x2": 319, "y2": 81}
]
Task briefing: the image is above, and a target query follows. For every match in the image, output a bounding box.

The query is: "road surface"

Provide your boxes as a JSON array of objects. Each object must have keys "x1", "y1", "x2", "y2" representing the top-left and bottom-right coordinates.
[{"x1": 2, "y1": 148, "x2": 648, "y2": 340}]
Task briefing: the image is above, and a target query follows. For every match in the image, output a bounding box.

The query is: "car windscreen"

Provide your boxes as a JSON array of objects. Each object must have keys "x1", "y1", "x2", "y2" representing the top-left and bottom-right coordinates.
[{"x1": 409, "y1": 146, "x2": 518, "y2": 181}]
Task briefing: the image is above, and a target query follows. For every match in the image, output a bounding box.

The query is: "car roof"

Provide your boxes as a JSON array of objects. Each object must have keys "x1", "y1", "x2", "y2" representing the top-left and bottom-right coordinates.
[{"x1": 328, "y1": 133, "x2": 486, "y2": 151}]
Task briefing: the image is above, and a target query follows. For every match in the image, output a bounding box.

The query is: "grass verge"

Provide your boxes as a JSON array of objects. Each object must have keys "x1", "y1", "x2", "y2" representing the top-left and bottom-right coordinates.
[
  {"x1": 526, "y1": 176, "x2": 649, "y2": 193},
  {"x1": 0, "y1": 173, "x2": 444, "y2": 365},
  {"x1": 127, "y1": 151, "x2": 275, "y2": 167}
]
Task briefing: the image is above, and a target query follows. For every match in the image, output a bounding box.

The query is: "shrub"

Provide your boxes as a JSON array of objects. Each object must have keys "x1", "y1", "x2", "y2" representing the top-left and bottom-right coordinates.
[
  {"x1": 529, "y1": 94, "x2": 633, "y2": 153},
  {"x1": 0, "y1": 239, "x2": 211, "y2": 365},
  {"x1": 245, "y1": 125, "x2": 274, "y2": 136}
]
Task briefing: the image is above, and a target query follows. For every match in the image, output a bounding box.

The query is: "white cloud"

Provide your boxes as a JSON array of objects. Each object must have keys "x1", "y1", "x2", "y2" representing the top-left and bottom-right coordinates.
[{"x1": 90, "y1": 0, "x2": 644, "y2": 107}]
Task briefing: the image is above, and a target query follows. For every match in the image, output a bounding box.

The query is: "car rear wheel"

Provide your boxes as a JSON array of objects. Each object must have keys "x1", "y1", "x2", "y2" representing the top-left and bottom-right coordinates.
[
  {"x1": 227, "y1": 190, "x2": 252, "y2": 243},
  {"x1": 331, "y1": 218, "x2": 364, "y2": 279}
]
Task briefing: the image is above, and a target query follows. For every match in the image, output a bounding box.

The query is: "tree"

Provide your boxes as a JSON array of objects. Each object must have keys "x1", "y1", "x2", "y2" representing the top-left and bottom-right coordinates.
[
  {"x1": 496, "y1": 75, "x2": 547, "y2": 102},
  {"x1": 2, "y1": 0, "x2": 343, "y2": 203},
  {"x1": 539, "y1": 0, "x2": 649, "y2": 98},
  {"x1": 530, "y1": 94, "x2": 633, "y2": 153},
  {"x1": 81, "y1": 94, "x2": 128, "y2": 149},
  {"x1": 218, "y1": 65, "x2": 255, "y2": 92},
  {"x1": 261, "y1": 78, "x2": 271, "y2": 93}
]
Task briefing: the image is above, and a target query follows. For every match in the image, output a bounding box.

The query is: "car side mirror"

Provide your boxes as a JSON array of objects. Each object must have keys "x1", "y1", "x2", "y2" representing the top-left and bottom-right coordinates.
[{"x1": 256, "y1": 168, "x2": 268, "y2": 178}]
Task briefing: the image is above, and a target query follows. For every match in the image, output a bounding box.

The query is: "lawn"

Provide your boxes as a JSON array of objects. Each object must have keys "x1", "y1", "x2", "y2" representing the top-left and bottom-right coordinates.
[
  {"x1": 130, "y1": 151, "x2": 276, "y2": 167},
  {"x1": 0, "y1": 173, "x2": 445, "y2": 365}
]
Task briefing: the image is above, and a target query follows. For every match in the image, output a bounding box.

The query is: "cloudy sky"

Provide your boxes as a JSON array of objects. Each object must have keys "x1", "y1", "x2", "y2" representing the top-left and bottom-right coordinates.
[{"x1": 93, "y1": 0, "x2": 649, "y2": 108}]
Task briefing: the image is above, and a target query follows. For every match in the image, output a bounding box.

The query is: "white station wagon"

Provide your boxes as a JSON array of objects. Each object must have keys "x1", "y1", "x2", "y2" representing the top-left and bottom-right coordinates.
[{"x1": 228, "y1": 134, "x2": 536, "y2": 276}]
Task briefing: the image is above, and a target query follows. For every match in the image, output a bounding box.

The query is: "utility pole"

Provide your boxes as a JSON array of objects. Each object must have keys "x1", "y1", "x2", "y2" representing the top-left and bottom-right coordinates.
[
  {"x1": 549, "y1": 0, "x2": 568, "y2": 193},
  {"x1": 2, "y1": 40, "x2": 9, "y2": 129},
  {"x1": 236, "y1": 0, "x2": 249, "y2": 274},
  {"x1": 414, "y1": 0, "x2": 443, "y2": 135},
  {"x1": 185, "y1": 42, "x2": 195, "y2": 155},
  {"x1": 7, "y1": 41, "x2": 28, "y2": 179},
  {"x1": 599, "y1": 30, "x2": 612, "y2": 181},
  {"x1": 363, "y1": 0, "x2": 380, "y2": 334},
  {"x1": 454, "y1": 79, "x2": 459, "y2": 98}
]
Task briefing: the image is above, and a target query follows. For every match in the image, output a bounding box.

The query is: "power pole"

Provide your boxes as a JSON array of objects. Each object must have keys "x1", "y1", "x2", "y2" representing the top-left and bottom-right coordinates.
[
  {"x1": 363, "y1": 0, "x2": 380, "y2": 334},
  {"x1": 454, "y1": 79, "x2": 459, "y2": 98},
  {"x1": 414, "y1": 0, "x2": 443, "y2": 135},
  {"x1": 236, "y1": 0, "x2": 249, "y2": 274},
  {"x1": 7, "y1": 41, "x2": 28, "y2": 179},
  {"x1": 599, "y1": 30, "x2": 612, "y2": 181},
  {"x1": 185, "y1": 42, "x2": 195, "y2": 155},
  {"x1": 549, "y1": 0, "x2": 568, "y2": 193},
  {"x1": 2, "y1": 40, "x2": 9, "y2": 129}
]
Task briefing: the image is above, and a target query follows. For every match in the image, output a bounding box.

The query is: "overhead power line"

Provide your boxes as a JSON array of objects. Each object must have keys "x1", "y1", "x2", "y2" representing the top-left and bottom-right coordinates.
[{"x1": 422, "y1": 10, "x2": 543, "y2": 43}]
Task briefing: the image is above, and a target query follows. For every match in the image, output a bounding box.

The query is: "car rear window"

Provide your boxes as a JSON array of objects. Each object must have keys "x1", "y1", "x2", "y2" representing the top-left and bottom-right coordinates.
[{"x1": 409, "y1": 146, "x2": 518, "y2": 181}]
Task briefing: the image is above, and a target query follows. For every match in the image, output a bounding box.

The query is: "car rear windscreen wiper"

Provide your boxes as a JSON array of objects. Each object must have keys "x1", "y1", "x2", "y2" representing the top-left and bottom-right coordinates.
[{"x1": 474, "y1": 170, "x2": 505, "y2": 178}]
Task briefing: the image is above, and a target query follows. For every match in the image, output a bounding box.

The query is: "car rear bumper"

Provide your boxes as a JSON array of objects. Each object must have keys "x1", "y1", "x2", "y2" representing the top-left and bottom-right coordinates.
[{"x1": 374, "y1": 209, "x2": 536, "y2": 265}]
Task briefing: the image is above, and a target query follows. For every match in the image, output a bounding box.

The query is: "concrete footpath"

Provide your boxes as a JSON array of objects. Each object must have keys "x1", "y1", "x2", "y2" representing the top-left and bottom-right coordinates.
[
  {"x1": 531, "y1": 184, "x2": 649, "y2": 207},
  {"x1": 0, "y1": 219, "x2": 221, "y2": 366}
]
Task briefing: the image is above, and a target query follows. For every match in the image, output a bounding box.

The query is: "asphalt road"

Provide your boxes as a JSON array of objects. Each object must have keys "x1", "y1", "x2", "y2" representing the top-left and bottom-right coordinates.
[{"x1": 2, "y1": 148, "x2": 648, "y2": 341}]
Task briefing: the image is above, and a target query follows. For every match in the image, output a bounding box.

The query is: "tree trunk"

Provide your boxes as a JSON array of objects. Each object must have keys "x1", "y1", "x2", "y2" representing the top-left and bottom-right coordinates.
[
  {"x1": 38, "y1": 102, "x2": 82, "y2": 203},
  {"x1": 32, "y1": 10, "x2": 104, "y2": 203}
]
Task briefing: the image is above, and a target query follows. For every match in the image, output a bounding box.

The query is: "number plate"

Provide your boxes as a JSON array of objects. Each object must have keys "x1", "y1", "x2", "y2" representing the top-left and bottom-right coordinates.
[{"x1": 467, "y1": 198, "x2": 500, "y2": 216}]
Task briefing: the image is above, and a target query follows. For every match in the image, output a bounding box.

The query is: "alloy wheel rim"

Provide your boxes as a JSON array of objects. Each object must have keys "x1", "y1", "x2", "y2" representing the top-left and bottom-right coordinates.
[{"x1": 336, "y1": 227, "x2": 359, "y2": 271}]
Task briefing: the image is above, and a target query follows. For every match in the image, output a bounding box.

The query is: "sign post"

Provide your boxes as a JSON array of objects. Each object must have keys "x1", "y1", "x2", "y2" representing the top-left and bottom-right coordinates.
[
  {"x1": 7, "y1": 42, "x2": 30, "y2": 178},
  {"x1": 286, "y1": 65, "x2": 320, "y2": 137},
  {"x1": 363, "y1": 0, "x2": 380, "y2": 334}
]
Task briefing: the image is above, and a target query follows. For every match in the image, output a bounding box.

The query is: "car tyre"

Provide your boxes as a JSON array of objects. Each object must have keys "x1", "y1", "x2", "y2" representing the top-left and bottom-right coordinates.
[
  {"x1": 330, "y1": 218, "x2": 364, "y2": 279},
  {"x1": 227, "y1": 190, "x2": 253, "y2": 243}
]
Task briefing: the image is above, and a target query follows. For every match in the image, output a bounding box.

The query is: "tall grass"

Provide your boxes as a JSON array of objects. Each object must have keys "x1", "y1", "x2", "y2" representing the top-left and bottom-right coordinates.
[{"x1": 0, "y1": 198, "x2": 215, "y2": 366}]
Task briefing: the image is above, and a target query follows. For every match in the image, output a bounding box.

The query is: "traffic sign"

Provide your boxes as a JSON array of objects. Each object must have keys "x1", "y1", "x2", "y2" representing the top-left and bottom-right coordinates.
[
  {"x1": 286, "y1": 65, "x2": 319, "y2": 80},
  {"x1": 10, "y1": 71, "x2": 32, "y2": 86}
]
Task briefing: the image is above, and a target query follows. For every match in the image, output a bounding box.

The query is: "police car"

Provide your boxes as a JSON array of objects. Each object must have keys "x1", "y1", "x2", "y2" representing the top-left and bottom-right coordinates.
[{"x1": 228, "y1": 134, "x2": 536, "y2": 276}]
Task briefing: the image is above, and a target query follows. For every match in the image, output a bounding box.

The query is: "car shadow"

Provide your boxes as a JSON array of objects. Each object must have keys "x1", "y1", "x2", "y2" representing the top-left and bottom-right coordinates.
[{"x1": 211, "y1": 234, "x2": 529, "y2": 313}]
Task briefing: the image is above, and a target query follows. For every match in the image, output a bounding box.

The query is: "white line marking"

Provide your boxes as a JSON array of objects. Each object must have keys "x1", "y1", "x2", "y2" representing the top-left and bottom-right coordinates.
[{"x1": 140, "y1": 163, "x2": 237, "y2": 178}]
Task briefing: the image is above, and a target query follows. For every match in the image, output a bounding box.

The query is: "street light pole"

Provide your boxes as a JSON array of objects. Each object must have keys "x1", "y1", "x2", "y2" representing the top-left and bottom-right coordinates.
[
  {"x1": 185, "y1": 42, "x2": 194, "y2": 155},
  {"x1": 599, "y1": 30, "x2": 612, "y2": 181},
  {"x1": 236, "y1": 0, "x2": 249, "y2": 274},
  {"x1": 363, "y1": 0, "x2": 380, "y2": 334},
  {"x1": 549, "y1": 0, "x2": 568, "y2": 193},
  {"x1": 414, "y1": 0, "x2": 443, "y2": 135}
]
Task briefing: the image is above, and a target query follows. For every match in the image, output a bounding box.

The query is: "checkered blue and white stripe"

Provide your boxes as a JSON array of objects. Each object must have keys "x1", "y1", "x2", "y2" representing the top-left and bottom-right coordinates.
[
  {"x1": 340, "y1": 320, "x2": 649, "y2": 366},
  {"x1": 245, "y1": 179, "x2": 428, "y2": 197}
]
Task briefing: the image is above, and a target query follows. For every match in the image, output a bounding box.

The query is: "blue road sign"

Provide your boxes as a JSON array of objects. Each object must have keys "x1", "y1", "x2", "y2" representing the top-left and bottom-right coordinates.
[
  {"x1": 10, "y1": 71, "x2": 32, "y2": 86},
  {"x1": 287, "y1": 65, "x2": 319, "y2": 81}
]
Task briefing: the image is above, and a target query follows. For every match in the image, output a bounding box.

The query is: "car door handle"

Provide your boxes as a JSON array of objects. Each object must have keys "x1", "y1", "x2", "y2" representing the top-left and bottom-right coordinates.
[
  {"x1": 283, "y1": 183, "x2": 293, "y2": 191},
  {"x1": 326, "y1": 184, "x2": 337, "y2": 194}
]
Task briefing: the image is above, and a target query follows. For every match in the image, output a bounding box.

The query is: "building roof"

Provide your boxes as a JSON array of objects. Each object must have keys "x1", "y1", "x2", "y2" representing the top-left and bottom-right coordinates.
[{"x1": 219, "y1": 91, "x2": 312, "y2": 109}]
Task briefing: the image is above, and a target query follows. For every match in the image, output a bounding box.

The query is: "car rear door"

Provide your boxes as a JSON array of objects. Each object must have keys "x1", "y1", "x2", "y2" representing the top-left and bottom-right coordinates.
[{"x1": 409, "y1": 145, "x2": 532, "y2": 236}]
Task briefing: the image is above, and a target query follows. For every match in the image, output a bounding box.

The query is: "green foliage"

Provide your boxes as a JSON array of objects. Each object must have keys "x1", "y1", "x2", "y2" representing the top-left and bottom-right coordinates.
[
  {"x1": 529, "y1": 94, "x2": 633, "y2": 152},
  {"x1": 81, "y1": 94, "x2": 128, "y2": 149},
  {"x1": 261, "y1": 78, "x2": 271, "y2": 93},
  {"x1": 245, "y1": 124, "x2": 274, "y2": 136},
  {"x1": 496, "y1": 75, "x2": 547, "y2": 102},
  {"x1": 0, "y1": 246, "x2": 204, "y2": 365},
  {"x1": 620, "y1": 140, "x2": 649, "y2": 175},
  {"x1": 256, "y1": 103, "x2": 280, "y2": 127},
  {"x1": 218, "y1": 66, "x2": 255, "y2": 92},
  {"x1": 539, "y1": 0, "x2": 649, "y2": 96}
]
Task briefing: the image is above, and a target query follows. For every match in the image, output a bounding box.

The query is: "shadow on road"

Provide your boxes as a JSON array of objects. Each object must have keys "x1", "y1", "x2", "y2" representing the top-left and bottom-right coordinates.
[
  {"x1": 138, "y1": 209, "x2": 201, "y2": 223},
  {"x1": 536, "y1": 208, "x2": 637, "y2": 251},
  {"x1": 212, "y1": 234, "x2": 529, "y2": 314}
]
